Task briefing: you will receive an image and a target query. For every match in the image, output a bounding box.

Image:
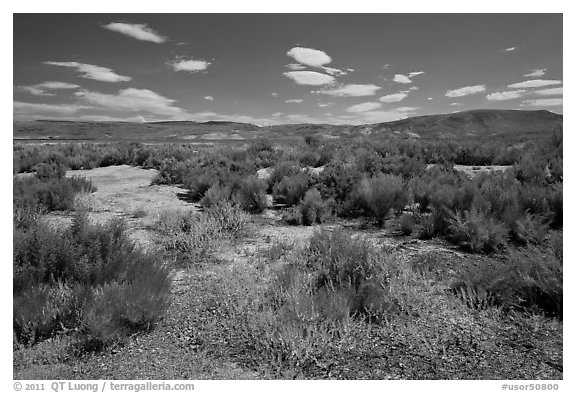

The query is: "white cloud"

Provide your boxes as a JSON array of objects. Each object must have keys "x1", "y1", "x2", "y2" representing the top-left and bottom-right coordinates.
[
  {"x1": 379, "y1": 92, "x2": 408, "y2": 103},
  {"x1": 318, "y1": 102, "x2": 333, "y2": 108},
  {"x1": 272, "y1": 112, "x2": 282, "y2": 117},
  {"x1": 524, "y1": 68, "x2": 547, "y2": 78},
  {"x1": 14, "y1": 101, "x2": 89, "y2": 119},
  {"x1": 361, "y1": 110, "x2": 411, "y2": 123},
  {"x1": 284, "y1": 71, "x2": 336, "y2": 86},
  {"x1": 382, "y1": 64, "x2": 391, "y2": 69},
  {"x1": 103, "y1": 22, "x2": 166, "y2": 43},
  {"x1": 16, "y1": 81, "x2": 81, "y2": 96},
  {"x1": 522, "y1": 98, "x2": 563, "y2": 107},
  {"x1": 445, "y1": 85, "x2": 486, "y2": 97},
  {"x1": 503, "y1": 46, "x2": 517, "y2": 52},
  {"x1": 17, "y1": 86, "x2": 55, "y2": 96},
  {"x1": 346, "y1": 102, "x2": 382, "y2": 113},
  {"x1": 285, "y1": 99, "x2": 303, "y2": 103},
  {"x1": 486, "y1": 90, "x2": 526, "y2": 101},
  {"x1": 322, "y1": 66, "x2": 347, "y2": 76},
  {"x1": 533, "y1": 87, "x2": 563, "y2": 96},
  {"x1": 37, "y1": 81, "x2": 80, "y2": 90},
  {"x1": 396, "y1": 107, "x2": 419, "y2": 112},
  {"x1": 315, "y1": 84, "x2": 381, "y2": 97},
  {"x1": 287, "y1": 47, "x2": 332, "y2": 67},
  {"x1": 286, "y1": 63, "x2": 307, "y2": 71},
  {"x1": 204, "y1": 96, "x2": 214, "y2": 101},
  {"x1": 393, "y1": 74, "x2": 412, "y2": 84},
  {"x1": 408, "y1": 71, "x2": 425, "y2": 78},
  {"x1": 79, "y1": 88, "x2": 183, "y2": 117},
  {"x1": 44, "y1": 61, "x2": 131, "y2": 82},
  {"x1": 170, "y1": 59, "x2": 210, "y2": 72},
  {"x1": 507, "y1": 79, "x2": 562, "y2": 89},
  {"x1": 450, "y1": 102, "x2": 463, "y2": 106},
  {"x1": 427, "y1": 97, "x2": 433, "y2": 100},
  {"x1": 271, "y1": 92, "x2": 278, "y2": 97}
]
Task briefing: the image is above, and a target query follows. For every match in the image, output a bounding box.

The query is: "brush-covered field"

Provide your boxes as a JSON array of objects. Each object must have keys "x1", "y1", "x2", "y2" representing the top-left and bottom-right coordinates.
[{"x1": 13, "y1": 131, "x2": 563, "y2": 379}]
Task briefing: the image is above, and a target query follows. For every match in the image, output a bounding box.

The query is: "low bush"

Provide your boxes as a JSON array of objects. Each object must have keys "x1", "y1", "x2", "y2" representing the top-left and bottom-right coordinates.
[
  {"x1": 353, "y1": 174, "x2": 408, "y2": 226},
  {"x1": 13, "y1": 214, "x2": 170, "y2": 348},
  {"x1": 233, "y1": 176, "x2": 268, "y2": 213},
  {"x1": 299, "y1": 188, "x2": 331, "y2": 225},
  {"x1": 399, "y1": 213, "x2": 416, "y2": 235},
  {"x1": 272, "y1": 173, "x2": 310, "y2": 206},
  {"x1": 447, "y1": 209, "x2": 508, "y2": 253}
]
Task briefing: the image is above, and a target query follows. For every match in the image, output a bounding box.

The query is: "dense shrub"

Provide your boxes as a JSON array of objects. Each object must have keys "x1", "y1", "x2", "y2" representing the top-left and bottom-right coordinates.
[
  {"x1": 13, "y1": 214, "x2": 170, "y2": 347},
  {"x1": 233, "y1": 176, "x2": 268, "y2": 213},
  {"x1": 299, "y1": 188, "x2": 331, "y2": 225},
  {"x1": 353, "y1": 174, "x2": 408, "y2": 226},
  {"x1": 272, "y1": 173, "x2": 310, "y2": 206},
  {"x1": 399, "y1": 213, "x2": 415, "y2": 235},
  {"x1": 447, "y1": 209, "x2": 508, "y2": 253}
]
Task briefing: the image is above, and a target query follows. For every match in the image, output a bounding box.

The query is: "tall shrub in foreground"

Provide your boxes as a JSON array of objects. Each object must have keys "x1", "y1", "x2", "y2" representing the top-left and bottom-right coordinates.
[{"x1": 355, "y1": 173, "x2": 408, "y2": 226}]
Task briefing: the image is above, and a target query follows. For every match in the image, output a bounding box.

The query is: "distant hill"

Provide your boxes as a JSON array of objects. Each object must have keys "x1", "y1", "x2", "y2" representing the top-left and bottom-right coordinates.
[
  {"x1": 13, "y1": 109, "x2": 562, "y2": 143},
  {"x1": 352, "y1": 109, "x2": 563, "y2": 139}
]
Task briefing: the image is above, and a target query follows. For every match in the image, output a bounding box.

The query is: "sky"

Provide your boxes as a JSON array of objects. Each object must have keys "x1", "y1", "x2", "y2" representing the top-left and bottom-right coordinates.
[{"x1": 13, "y1": 14, "x2": 563, "y2": 125}]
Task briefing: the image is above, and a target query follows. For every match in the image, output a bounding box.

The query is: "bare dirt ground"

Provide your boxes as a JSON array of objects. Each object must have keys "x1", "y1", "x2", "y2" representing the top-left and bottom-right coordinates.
[{"x1": 45, "y1": 165, "x2": 199, "y2": 250}]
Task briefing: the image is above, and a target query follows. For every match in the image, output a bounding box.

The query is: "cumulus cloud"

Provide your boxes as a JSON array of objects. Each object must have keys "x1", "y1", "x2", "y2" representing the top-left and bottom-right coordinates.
[
  {"x1": 379, "y1": 92, "x2": 408, "y2": 103},
  {"x1": 522, "y1": 98, "x2": 563, "y2": 107},
  {"x1": 103, "y1": 22, "x2": 166, "y2": 43},
  {"x1": 284, "y1": 71, "x2": 336, "y2": 86},
  {"x1": 285, "y1": 99, "x2": 303, "y2": 103},
  {"x1": 287, "y1": 47, "x2": 332, "y2": 67},
  {"x1": 346, "y1": 102, "x2": 382, "y2": 113},
  {"x1": 503, "y1": 46, "x2": 517, "y2": 52},
  {"x1": 79, "y1": 88, "x2": 183, "y2": 117},
  {"x1": 204, "y1": 96, "x2": 214, "y2": 101},
  {"x1": 315, "y1": 84, "x2": 381, "y2": 97},
  {"x1": 533, "y1": 87, "x2": 563, "y2": 96},
  {"x1": 44, "y1": 61, "x2": 131, "y2": 82},
  {"x1": 524, "y1": 69, "x2": 547, "y2": 78},
  {"x1": 393, "y1": 74, "x2": 412, "y2": 84},
  {"x1": 169, "y1": 59, "x2": 210, "y2": 72},
  {"x1": 507, "y1": 79, "x2": 562, "y2": 89},
  {"x1": 445, "y1": 85, "x2": 486, "y2": 97},
  {"x1": 486, "y1": 90, "x2": 526, "y2": 101}
]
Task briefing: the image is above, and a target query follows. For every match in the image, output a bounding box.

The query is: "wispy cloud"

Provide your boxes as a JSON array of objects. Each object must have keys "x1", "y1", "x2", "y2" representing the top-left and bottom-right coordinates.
[
  {"x1": 379, "y1": 92, "x2": 408, "y2": 103},
  {"x1": 346, "y1": 102, "x2": 381, "y2": 113},
  {"x1": 284, "y1": 71, "x2": 336, "y2": 86},
  {"x1": 533, "y1": 87, "x2": 563, "y2": 96},
  {"x1": 315, "y1": 84, "x2": 381, "y2": 97},
  {"x1": 286, "y1": 63, "x2": 307, "y2": 71},
  {"x1": 507, "y1": 79, "x2": 562, "y2": 89},
  {"x1": 445, "y1": 85, "x2": 486, "y2": 97},
  {"x1": 524, "y1": 68, "x2": 547, "y2": 78},
  {"x1": 44, "y1": 61, "x2": 131, "y2": 82},
  {"x1": 79, "y1": 88, "x2": 183, "y2": 117},
  {"x1": 169, "y1": 58, "x2": 211, "y2": 72},
  {"x1": 271, "y1": 92, "x2": 278, "y2": 97},
  {"x1": 285, "y1": 99, "x2": 303, "y2": 103},
  {"x1": 322, "y1": 66, "x2": 348, "y2": 76},
  {"x1": 103, "y1": 22, "x2": 166, "y2": 43},
  {"x1": 16, "y1": 81, "x2": 81, "y2": 96},
  {"x1": 14, "y1": 101, "x2": 90, "y2": 119},
  {"x1": 522, "y1": 98, "x2": 563, "y2": 107},
  {"x1": 503, "y1": 46, "x2": 517, "y2": 52},
  {"x1": 486, "y1": 90, "x2": 526, "y2": 101},
  {"x1": 204, "y1": 96, "x2": 214, "y2": 101},
  {"x1": 287, "y1": 47, "x2": 332, "y2": 67}
]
